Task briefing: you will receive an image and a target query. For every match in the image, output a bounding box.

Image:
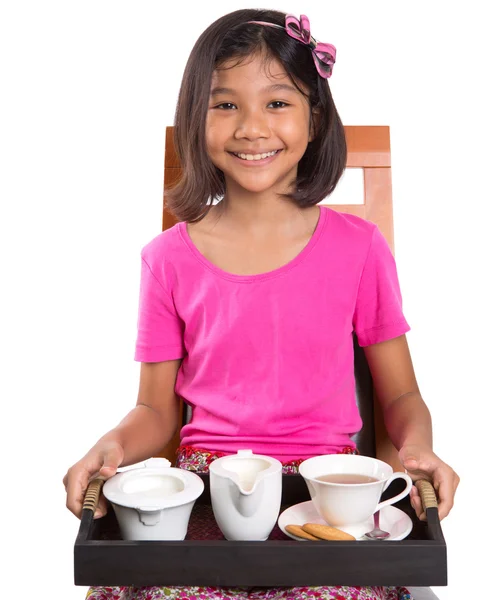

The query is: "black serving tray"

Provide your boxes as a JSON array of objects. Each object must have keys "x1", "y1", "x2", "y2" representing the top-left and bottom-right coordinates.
[{"x1": 74, "y1": 473, "x2": 447, "y2": 587}]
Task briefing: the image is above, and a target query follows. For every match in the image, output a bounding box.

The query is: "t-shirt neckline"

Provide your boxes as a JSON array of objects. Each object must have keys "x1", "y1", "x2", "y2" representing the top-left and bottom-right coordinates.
[{"x1": 178, "y1": 206, "x2": 328, "y2": 283}]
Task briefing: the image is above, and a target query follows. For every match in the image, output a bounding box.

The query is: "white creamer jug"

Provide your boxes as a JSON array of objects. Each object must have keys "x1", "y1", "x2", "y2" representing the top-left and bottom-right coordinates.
[{"x1": 209, "y1": 449, "x2": 282, "y2": 541}]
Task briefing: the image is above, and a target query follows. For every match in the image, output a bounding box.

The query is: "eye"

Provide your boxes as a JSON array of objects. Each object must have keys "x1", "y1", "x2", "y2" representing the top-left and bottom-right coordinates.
[
  {"x1": 268, "y1": 101, "x2": 289, "y2": 109},
  {"x1": 214, "y1": 103, "x2": 237, "y2": 110}
]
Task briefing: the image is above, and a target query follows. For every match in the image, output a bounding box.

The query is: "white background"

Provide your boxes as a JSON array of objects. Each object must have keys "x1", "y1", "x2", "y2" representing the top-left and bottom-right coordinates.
[{"x1": 1, "y1": 1, "x2": 490, "y2": 598}]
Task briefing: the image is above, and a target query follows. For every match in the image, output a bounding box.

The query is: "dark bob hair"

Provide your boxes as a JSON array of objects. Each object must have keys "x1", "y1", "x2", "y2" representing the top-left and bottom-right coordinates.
[{"x1": 167, "y1": 8, "x2": 347, "y2": 222}]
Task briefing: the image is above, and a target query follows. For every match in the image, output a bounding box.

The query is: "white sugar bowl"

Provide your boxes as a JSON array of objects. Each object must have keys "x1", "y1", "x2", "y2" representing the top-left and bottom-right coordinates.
[{"x1": 102, "y1": 457, "x2": 204, "y2": 540}]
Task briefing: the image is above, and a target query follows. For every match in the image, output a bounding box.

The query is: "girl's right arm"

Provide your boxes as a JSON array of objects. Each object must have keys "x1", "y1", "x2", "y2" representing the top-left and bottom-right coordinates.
[{"x1": 64, "y1": 359, "x2": 182, "y2": 519}]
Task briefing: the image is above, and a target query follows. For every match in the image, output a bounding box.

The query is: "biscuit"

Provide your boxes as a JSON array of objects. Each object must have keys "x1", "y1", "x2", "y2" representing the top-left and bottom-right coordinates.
[
  {"x1": 285, "y1": 524, "x2": 320, "y2": 540},
  {"x1": 302, "y1": 522, "x2": 356, "y2": 541}
]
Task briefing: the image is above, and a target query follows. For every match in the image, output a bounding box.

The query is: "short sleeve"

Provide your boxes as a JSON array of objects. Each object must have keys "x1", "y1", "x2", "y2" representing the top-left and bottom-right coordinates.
[
  {"x1": 353, "y1": 226, "x2": 410, "y2": 347},
  {"x1": 134, "y1": 256, "x2": 185, "y2": 362}
]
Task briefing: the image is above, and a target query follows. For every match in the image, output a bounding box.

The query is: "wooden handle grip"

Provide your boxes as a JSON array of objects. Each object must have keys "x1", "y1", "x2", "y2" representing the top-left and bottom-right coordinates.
[
  {"x1": 416, "y1": 479, "x2": 438, "y2": 511},
  {"x1": 82, "y1": 478, "x2": 104, "y2": 513}
]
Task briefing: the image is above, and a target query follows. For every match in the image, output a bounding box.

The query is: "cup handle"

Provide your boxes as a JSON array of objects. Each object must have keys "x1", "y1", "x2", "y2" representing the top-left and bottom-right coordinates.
[{"x1": 374, "y1": 472, "x2": 413, "y2": 513}]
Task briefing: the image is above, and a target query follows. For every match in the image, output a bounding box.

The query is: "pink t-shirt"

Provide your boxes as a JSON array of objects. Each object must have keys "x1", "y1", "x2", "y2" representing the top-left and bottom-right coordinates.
[{"x1": 135, "y1": 207, "x2": 410, "y2": 460}]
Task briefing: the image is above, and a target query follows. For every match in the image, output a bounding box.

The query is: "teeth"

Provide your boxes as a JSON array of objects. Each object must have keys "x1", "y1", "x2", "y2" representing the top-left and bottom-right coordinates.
[{"x1": 234, "y1": 150, "x2": 279, "y2": 161}]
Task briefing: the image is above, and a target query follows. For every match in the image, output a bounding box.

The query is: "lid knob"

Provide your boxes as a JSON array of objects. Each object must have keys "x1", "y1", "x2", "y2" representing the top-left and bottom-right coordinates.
[{"x1": 237, "y1": 449, "x2": 253, "y2": 457}]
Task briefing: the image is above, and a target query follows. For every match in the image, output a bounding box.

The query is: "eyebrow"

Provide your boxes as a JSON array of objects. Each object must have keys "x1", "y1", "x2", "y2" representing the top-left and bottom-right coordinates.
[{"x1": 210, "y1": 83, "x2": 299, "y2": 97}]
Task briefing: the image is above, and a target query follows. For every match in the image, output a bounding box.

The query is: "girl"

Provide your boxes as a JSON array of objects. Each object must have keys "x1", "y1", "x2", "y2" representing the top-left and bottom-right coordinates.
[{"x1": 64, "y1": 8, "x2": 459, "y2": 600}]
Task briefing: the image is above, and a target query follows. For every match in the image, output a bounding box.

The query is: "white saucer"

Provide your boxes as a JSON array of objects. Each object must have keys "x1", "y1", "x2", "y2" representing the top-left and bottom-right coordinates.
[{"x1": 278, "y1": 500, "x2": 413, "y2": 541}]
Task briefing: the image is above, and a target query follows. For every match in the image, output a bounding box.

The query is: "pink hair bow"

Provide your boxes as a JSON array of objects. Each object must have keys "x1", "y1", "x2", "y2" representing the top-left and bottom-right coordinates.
[
  {"x1": 285, "y1": 15, "x2": 336, "y2": 78},
  {"x1": 248, "y1": 14, "x2": 336, "y2": 79}
]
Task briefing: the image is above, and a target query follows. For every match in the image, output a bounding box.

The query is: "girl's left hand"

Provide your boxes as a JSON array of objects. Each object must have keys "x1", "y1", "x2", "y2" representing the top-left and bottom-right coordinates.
[{"x1": 398, "y1": 444, "x2": 459, "y2": 521}]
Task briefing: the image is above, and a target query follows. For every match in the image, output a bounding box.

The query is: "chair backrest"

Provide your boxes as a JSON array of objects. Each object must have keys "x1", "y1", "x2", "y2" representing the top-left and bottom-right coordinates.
[{"x1": 160, "y1": 125, "x2": 399, "y2": 469}]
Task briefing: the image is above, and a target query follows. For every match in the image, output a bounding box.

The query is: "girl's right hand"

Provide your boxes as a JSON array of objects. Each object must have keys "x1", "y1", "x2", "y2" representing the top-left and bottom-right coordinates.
[{"x1": 63, "y1": 440, "x2": 124, "y2": 520}]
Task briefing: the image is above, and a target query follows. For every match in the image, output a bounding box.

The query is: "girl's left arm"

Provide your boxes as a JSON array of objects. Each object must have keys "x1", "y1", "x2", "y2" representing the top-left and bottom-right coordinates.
[{"x1": 363, "y1": 334, "x2": 460, "y2": 520}]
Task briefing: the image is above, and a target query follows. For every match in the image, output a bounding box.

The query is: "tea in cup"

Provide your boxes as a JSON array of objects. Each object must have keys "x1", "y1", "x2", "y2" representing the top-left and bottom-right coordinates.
[{"x1": 299, "y1": 454, "x2": 412, "y2": 528}]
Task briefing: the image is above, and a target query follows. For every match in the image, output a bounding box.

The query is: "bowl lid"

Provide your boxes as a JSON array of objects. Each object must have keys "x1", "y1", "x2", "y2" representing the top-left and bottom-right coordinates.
[{"x1": 103, "y1": 458, "x2": 204, "y2": 510}]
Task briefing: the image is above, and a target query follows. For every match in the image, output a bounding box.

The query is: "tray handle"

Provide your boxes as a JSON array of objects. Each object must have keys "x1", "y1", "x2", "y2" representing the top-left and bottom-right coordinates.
[
  {"x1": 83, "y1": 478, "x2": 104, "y2": 513},
  {"x1": 415, "y1": 479, "x2": 438, "y2": 511},
  {"x1": 415, "y1": 479, "x2": 444, "y2": 541}
]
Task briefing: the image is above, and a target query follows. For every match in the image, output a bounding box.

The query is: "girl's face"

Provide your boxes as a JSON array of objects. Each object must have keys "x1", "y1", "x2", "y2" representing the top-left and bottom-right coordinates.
[{"x1": 206, "y1": 53, "x2": 313, "y2": 198}]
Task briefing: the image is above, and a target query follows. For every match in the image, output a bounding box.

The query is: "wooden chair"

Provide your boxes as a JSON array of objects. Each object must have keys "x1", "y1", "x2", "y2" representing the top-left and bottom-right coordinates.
[{"x1": 160, "y1": 124, "x2": 401, "y2": 472}]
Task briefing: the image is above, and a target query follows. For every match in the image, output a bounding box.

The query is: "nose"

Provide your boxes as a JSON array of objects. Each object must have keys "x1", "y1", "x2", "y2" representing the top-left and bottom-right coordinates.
[{"x1": 234, "y1": 108, "x2": 270, "y2": 141}]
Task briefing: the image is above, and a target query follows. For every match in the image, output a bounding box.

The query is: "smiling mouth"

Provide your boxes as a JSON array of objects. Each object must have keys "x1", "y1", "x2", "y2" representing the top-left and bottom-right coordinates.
[{"x1": 230, "y1": 150, "x2": 281, "y2": 161}]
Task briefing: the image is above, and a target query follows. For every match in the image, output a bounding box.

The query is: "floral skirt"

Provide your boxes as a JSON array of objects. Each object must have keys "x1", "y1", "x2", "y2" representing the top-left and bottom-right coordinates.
[{"x1": 86, "y1": 446, "x2": 413, "y2": 600}]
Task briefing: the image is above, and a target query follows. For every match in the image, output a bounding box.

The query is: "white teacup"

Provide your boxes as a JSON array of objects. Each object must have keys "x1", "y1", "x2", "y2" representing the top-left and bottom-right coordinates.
[{"x1": 299, "y1": 454, "x2": 412, "y2": 528}]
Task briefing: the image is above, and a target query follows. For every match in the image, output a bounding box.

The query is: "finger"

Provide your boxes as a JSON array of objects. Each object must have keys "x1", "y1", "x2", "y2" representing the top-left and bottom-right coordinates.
[
  {"x1": 405, "y1": 459, "x2": 434, "y2": 477},
  {"x1": 94, "y1": 495, "x2": 110, "y2": 519},
  {"x1": 65, "y1": 468, "x2": 91, "y2": 519},
  {"x1": 409, "y1": 493, "x2": 420, "y2": 513},
  {"x1": 399, "y1": 445, "x2": 436, "y2": 475},
  {"x1": 399, "y1": 446, "x2": 420, "y2": 470},
  {"x1": 400, "y1": 458, "x2": 434, "y2": 482},
  {"x1": 409, "y1": 488, "x2": 424, "y2": 520},
  {"x1": 433, "y1": 468, "x2": 455, "y2": 520},
  {"x1": 98, "y1": 447, "x2": 123, "y2": 480},
  {"x1": 402, "y1": 456, "x2": 419, "y2": 471}
]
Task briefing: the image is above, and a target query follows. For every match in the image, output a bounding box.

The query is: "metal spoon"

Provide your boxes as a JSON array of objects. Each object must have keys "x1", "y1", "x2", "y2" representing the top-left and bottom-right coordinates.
[{"x1": 364, "y1": 510, "x2": 390, "y2": 540}]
